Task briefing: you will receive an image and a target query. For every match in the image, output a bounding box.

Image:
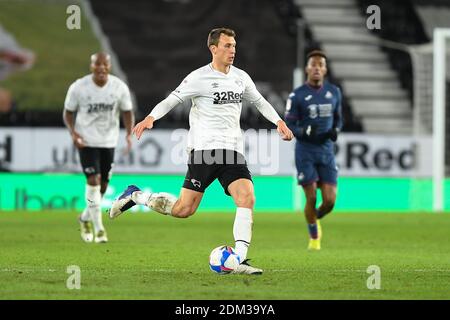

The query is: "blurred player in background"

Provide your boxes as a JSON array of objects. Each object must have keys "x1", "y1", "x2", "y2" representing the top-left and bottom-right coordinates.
[
  {"x1": 285, "y1": 50, "x2": 342, "y2": 251},
  {"x1": 63, "y1": 52, "x2": 135, "y2": 243},
  {"x1": 108, "y1": 27, "x2": 293, "y2": 274}
]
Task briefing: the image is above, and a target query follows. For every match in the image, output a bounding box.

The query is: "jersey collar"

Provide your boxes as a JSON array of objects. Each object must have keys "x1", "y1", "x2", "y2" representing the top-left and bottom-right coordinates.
[
  {"x1": 209, "y1": 63, "x2": 232, "y2": 76},
  {"x1": 305, "y1": 81, "x2": 325, "y2": 93},
  {"x1": 91, "y1": 75, "x2": 110, "y2": 89}
]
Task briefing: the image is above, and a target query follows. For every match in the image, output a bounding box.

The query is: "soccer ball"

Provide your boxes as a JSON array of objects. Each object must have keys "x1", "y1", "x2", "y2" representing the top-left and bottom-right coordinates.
[{"x1": 209, "y1": 245, "x2": 241, "y2": 274}]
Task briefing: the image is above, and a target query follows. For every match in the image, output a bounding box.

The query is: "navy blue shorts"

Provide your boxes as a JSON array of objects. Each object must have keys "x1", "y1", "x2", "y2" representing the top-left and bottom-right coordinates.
[{"x1": 295, "y1": 150, "x2": 338, "y2": 186}]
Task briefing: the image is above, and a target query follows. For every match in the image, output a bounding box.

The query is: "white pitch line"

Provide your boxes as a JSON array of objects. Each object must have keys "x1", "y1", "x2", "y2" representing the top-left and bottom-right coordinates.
[{"x1": 0, "y1": 268, "x2": 56, "y2": 272}]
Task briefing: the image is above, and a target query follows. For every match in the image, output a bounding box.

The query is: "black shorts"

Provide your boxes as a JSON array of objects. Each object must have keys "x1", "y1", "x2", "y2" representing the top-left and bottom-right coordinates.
[
  {"x1": 182, "y1": 149, "x2": 252, "y2": 196},
  {"x1": 78, "y1": 147, "x2": 115, "y2": 182}
]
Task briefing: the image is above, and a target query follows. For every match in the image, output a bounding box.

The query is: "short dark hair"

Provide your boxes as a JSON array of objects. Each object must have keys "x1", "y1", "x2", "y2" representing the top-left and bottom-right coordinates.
[
  {"x1": 306, "y1": 50, "x2": 327, "y2": 63},
  {"x1": 207, "y1": 28, "x2": 236, "y2": 47}
]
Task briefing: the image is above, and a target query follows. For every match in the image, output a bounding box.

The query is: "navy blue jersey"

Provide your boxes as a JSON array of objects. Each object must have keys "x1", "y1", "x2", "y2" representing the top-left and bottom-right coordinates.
[{"x1": 285, "y1": 81, "x2": 343, "y2": 153}]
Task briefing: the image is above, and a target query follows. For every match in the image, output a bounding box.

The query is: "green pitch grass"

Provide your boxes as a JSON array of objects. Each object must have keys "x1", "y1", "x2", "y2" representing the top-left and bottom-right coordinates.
[{"x1": 0, "y1": 211, "x2": 449, "y2": 299}]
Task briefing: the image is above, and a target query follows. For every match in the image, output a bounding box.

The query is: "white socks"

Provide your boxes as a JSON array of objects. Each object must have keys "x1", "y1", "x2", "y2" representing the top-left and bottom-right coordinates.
[
  {"x1": 132, "y1": 191, "x2": 177, "y2": 215},
  {"x1": 131, "y1": 191, "x2": 152, "y2": 205},
  {"x1": 81, "y1": 191, "x2": 105, "y2": 222},
  {"x1": 80, "y1": 208, "x2": 90, "y2": 222},
  {"x1": 233, "y1": 207, "x2": 253, "y2": 262},
  {"x1": 85, "y1": 184, "x2": 104, "y2": 233}
]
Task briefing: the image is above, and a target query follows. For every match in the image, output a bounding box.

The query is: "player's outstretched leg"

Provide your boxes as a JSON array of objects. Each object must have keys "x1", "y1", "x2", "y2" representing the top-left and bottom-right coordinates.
[{"x1": 108, "y1": 185, "x2": 178, "y2": 219}]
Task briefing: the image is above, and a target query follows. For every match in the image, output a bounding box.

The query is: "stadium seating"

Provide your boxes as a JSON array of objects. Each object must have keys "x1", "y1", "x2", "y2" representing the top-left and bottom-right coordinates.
[
  {"x1": 295, "y1": 0, "x2": 417, "y2": 134},
  {"x1": 89, "y1": 0, "x2": 362, "y2": 131},
  {"x1": 414, "y1": 0, "x2": 450, "y2": 83},
  {"x1": 354, "y1": 0, "x2": 450, "y2": 135},
  {"x1": 412, "y1": 0, "x2": 450, "y2": 174},
  {"x1": 0, "y1": 0, "x2": 363, "y2": 131},
  {"x1": 89, "y1": 0, "x2": 293, "y2": 129}
]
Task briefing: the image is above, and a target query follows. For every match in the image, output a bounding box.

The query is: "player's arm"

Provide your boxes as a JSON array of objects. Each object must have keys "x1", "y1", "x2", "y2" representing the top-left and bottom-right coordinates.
[
  {"x1": 122, "y1": 111, "x2": 134, "y2": 152},
  {"x1": 119, "y1": 85, "x2": 135, "y2": 152},
  {"x1": 63, "y1": 83, "x2": 85, "y2": 148},
  {"x1": 132, "y1": 94, "x2": 181, "y2": 140},
  {"x1": 333, "y1": 88, "x2": 343, "y2": 135},
  {"x1": 63, "y1": 110, "x2": 85, "y2": 148},
  {"x1": 323, "y1": 87, "x2": 343, "y2": 142},
  {"x1": 243, "y1": 73, "x2": 293, "y2": 141},
  {"x1": 284, "y1": 93, "x2": 301, "y2": 138},
  {"x1": 253, "y1": 98, "x2": 293, "y2": 141},
  {"x1": 133, "y1": 73, "x2": 197, "y2": 140},
  {"x1": 284, "y1": 93, "x2": 312, "y2": 140}
]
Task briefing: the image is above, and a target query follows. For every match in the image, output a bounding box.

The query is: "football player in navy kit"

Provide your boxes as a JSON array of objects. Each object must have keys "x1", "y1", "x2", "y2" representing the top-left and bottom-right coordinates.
[{"x1": 285, "y1": 50, "x2": 342, "y2": 251}]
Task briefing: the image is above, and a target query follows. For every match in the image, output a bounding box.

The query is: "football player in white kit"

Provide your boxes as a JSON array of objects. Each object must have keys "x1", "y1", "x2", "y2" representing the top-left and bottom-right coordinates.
[
  {"x1": 63, "y1": 52, "x2": 135, "y2": 243},
  {"x1": 109, "y1": 28, "x2": 293, "y2": 274}
]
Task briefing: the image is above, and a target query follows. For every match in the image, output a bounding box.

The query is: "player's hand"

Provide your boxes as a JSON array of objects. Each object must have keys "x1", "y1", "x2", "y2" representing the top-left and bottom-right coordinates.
[
  {"x1": 318, "y1": 127, "x2": 339, "y2": 143},
  {"x1": 299, "y1": 124, "x2": 318, "y2": 142},
  {"x1": 327, "y1": 127, "x2": 339, "y2": 142},
  {"x1": 132, "y1": 115, "x2": 154, "y2": 140},
  {"x1": 71, "y1": 131, "x2": 85, "y2": 149},
  {"x1": 297, "y1": 125, "x2": 326, "y2": 143},
  {"x1": 276, "y1": 120, "x2": 294, "y2": 141},
  {"x1": 305, "y1": 124, "x2": 317, "y2": 138}
]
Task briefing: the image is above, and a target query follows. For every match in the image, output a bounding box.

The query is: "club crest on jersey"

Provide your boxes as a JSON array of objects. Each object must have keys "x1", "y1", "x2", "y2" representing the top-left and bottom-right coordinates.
[
  {"x1": 191, "y1": 179, "x2": 201, "y2": 188},
  {"x1": 84, "y1": 167, "x2": 96, "y2": 175},
  {"x1": 211, "y1": 82, "x2": 219, "y2": 88},
  {"x1": 307, "y1": 104, "x2": 318, "y2": 119},
  {"x1": 213, "y1": 91, "x2": 243, "y2": 104},
  {"x1": 325, "y1": 91, "x2": 333, "y2": 99},
  {"x1": 235, "y1": 79, "x2": 244, "y2": 87}
]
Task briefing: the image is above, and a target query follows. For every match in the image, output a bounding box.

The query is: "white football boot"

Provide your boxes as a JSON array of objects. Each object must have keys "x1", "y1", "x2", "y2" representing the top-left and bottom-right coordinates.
[
  {"x1": 78, "y1": 216, "x2": 93, "y2": 243},
  {"x1": 108, "y1": 185, "x2": 140, "y2": 219},
  {"x1": 94, "y1": 230, "x2": 108, "y2": 243},
  {"x1": 231, "y1": 259, "x2": 263, "y2": 275}
]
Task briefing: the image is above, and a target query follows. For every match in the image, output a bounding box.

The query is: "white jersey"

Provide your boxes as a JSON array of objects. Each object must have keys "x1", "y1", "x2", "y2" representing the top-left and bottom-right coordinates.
[
  {"x1": 64, "y1": 74, "x2": 133, "y2": 148},
  {"x1": 170, "y1": 64, "x2": 269, "y2": 155}
]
